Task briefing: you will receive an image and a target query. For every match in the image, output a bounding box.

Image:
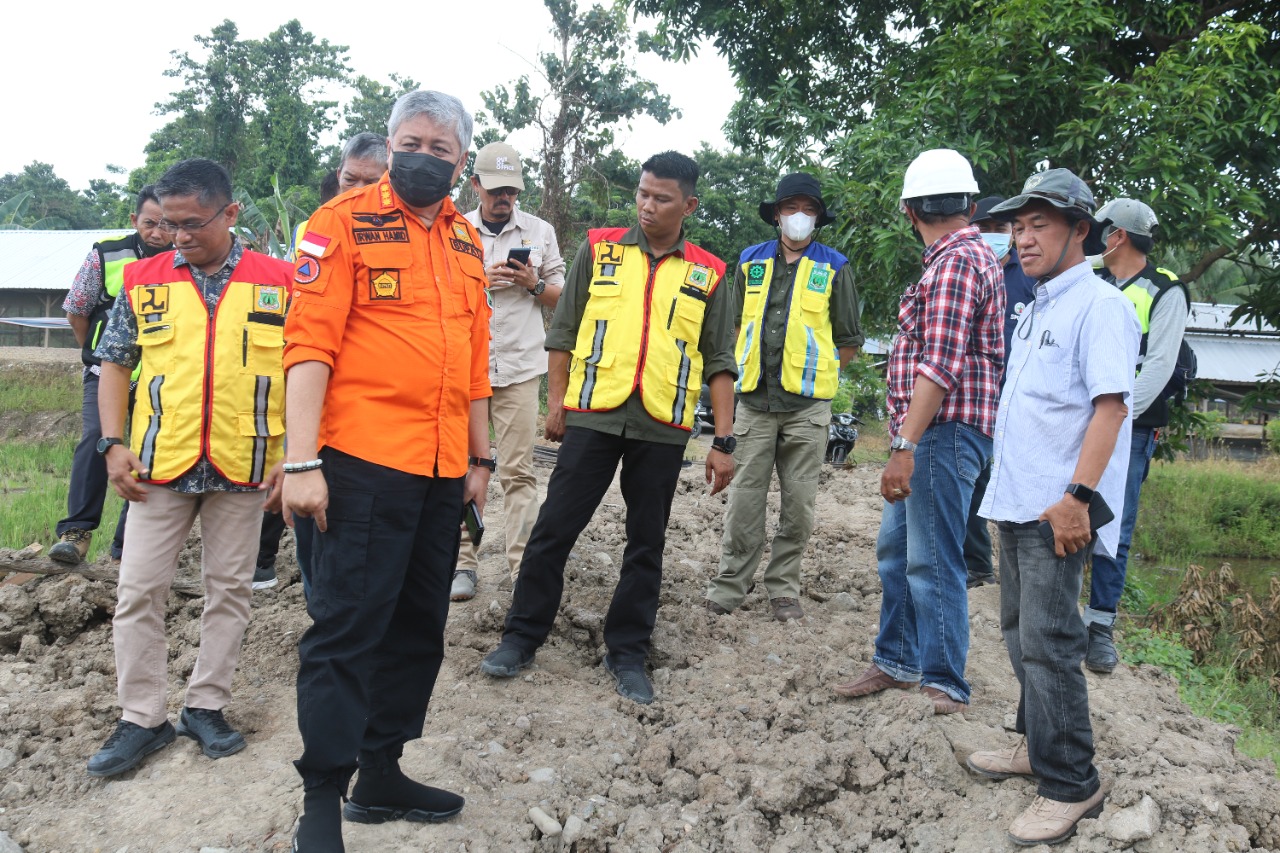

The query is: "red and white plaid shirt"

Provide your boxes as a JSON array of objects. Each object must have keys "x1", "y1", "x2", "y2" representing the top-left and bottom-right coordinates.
[{"x1": 887, "y1": 225, "x2": 1006, "y2": 437}]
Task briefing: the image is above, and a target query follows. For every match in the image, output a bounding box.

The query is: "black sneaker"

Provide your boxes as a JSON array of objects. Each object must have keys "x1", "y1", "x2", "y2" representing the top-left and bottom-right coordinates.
[
  {"x1": 343, "y1": 788, "x2": 464, "y2": 824},
  {"x1": 603, "y1": 656, "x2": 654, "y2": 704},
  {"x1": 479, "y1": 644, "x2": 535, "y2": 678},
  {"x1": 253, "y1": 565, "x2": 278, "y2": 590},
  {"x1": 177, "y1": 707, "x2": 246, "y2": 758},
  {"x1": 1085, "y1": 623, "x2": 1118, "y2": 673},
  {"x1": 87, "y1": 719, "x2": 176, "y2": 777}
]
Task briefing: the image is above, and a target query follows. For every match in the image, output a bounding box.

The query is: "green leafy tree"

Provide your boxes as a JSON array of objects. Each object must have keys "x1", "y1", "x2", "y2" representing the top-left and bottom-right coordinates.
[
  {"x1": 633, "y1": 0, "x2": 1280, "y2": 334},
  {"x1": 682, "y1": 144, "x2": 779, "y2": 266},
  {"x1": 343, "y1": 73, "x2": 419, "y2": 140},
  {"x1": 481, "y1": 0, "x2": 679, "y2": 244},
  {"x1": 0, "y1": 162, "x2": 102, "y2": 229}
]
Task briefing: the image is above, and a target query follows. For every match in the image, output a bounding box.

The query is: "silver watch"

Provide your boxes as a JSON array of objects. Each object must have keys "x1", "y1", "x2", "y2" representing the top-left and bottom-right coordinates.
[
  {"x1": 889, "y1": 435, "x2": 918, "y2": 452},
  {"x1": 531, "y1": 279, "x2": 546, "y2": 296}
]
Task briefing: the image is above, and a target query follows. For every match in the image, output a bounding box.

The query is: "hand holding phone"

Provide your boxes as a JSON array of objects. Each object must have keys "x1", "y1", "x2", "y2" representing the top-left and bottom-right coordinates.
[
  {"x1": 462, "y1": 499, "x2": 485, "y2": 547},
  {"x1": 506, "y1": 247, "x2": 532, "y2": 269}
]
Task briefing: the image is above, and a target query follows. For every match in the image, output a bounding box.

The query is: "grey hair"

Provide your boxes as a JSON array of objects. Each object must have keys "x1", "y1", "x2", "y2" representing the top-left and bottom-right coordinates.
[
  {"x1": 341, "y1": 132, "x2": 388, "y2": 168},
  {"x1": 387, "y1": 90, "x2": 473, "y2": 153}
]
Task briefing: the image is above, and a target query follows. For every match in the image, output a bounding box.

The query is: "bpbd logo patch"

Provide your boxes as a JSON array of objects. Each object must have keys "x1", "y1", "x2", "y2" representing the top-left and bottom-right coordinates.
[{"x1": 369, "y1": 270, "x2": 401, "y2": 300}]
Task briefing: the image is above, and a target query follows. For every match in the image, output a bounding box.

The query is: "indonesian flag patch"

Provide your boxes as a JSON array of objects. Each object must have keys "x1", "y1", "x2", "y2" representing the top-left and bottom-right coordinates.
[{"x1": 297, "y1": 231, "x2": 333, "y2": 258}]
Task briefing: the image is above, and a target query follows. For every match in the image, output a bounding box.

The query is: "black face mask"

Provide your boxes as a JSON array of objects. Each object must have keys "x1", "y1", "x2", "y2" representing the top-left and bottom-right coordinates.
[{"x1": 389, "y1": 151, "x2": 457, "y2": 208}]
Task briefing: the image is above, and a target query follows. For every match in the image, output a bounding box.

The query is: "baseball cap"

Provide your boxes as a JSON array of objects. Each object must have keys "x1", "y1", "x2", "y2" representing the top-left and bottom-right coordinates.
[
  {"x1": 1095, "y1": 198, "x2": 1158, "y2": 237},
  {"x1": 473, "y1": 142, "x2": 525, "y2": 191},
  {"x1": 971, "y1": 196, "x2": 1006, "y2": 224}
]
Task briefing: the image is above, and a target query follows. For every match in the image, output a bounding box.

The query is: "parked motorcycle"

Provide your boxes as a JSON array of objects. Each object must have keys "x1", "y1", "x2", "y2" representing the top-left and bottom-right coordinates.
[{"x1": 825, "y1": 412, "x2": 862, "y2": 465}]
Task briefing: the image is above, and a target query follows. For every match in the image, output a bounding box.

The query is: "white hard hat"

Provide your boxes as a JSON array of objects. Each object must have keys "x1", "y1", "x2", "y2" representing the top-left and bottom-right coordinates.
[{"x1": 901, "y1": 148, "x2": 980, "y2": 201}]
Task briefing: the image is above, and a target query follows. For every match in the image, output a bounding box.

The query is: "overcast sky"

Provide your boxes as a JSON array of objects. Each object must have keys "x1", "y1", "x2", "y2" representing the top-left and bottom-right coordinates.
[{"x1": 0, "y1": 3, "x2": 739, "y2": 190}]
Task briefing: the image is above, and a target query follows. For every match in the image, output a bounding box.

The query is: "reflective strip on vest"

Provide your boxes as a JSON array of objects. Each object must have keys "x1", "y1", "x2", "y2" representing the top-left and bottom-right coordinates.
[
  {"x1": 124, "y1": 251, "x2": 291, "y2": 485},
  {"x1": 564, "y1": 230, "x2": 724, "y2": 430},
  {"x1": 734, "y1": 241, "x2": 843, "y2": 400}
]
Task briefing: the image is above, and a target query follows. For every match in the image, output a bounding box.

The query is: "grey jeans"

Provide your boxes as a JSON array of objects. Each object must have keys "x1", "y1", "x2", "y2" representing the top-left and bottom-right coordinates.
[{"x1": 997, "y1": 521, "x2": 1101, "y2": 803}]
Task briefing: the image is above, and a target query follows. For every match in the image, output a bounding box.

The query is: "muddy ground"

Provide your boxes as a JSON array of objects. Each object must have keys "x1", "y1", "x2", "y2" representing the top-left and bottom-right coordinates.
[{"x1": 2, "y1": 356, "x2": 1279, "y2": 851}]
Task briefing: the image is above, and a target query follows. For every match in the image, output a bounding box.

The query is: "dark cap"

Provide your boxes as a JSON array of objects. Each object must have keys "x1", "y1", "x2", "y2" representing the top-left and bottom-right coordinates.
[
  {"x1": 758, "y1": 172, "x2": 836, "y2": 227},
  {"x1": 970, "y1": 196, "x2": 1006, "y2": 224},
  {"x1": 989, "y1": 169, "x2": 1107, "y2": 254}
]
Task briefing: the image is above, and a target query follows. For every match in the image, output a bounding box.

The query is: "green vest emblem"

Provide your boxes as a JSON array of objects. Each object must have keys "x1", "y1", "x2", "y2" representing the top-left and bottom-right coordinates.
[
  {"x1": 747, "y1": 262, "x2": 767, "y2": 286},
  {"x1": 806, "y1": 266, "x2": 830, "y2": 293}
]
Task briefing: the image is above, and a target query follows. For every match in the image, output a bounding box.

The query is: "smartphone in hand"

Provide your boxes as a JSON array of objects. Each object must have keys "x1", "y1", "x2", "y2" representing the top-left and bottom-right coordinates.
[
  {"x1": 506, "y1": 247, "x2": 532, "y2": 269},
  {"x1": 462, "y1": 499, "x2": 484, "y2": 547}
]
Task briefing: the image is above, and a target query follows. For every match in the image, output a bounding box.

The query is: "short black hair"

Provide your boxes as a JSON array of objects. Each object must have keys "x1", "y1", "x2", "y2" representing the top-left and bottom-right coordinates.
[
  {"x1": 906, "y1": 194, "x2": 972, "y2": 225},
  {"x1": 319, "y1": 170, "x2": 340, "y2": 205},
  {"x1": 154, "y1": 158, "x2": 233, "y2": 209},
  {"x1": 135, "y1": 185, "x2": 160, "y2": 215},
  {"x1": 1128, "y1": 232, "x2": 1154, "y2": 254},
  {"x1": 641, "y1": 150, "x2": 699, "y2": 198}
]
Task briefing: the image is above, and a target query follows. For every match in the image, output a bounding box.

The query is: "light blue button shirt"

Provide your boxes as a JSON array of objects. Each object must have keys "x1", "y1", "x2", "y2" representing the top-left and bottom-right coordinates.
[{"x1": 979, "y1": 261, "x2": 1140, "y2": 559}]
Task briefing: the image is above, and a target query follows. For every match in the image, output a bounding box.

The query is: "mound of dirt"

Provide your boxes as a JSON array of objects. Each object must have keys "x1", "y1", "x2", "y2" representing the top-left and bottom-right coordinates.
[{"x1": 1, "y1": 454, "x2": 1278, "y2": 852}]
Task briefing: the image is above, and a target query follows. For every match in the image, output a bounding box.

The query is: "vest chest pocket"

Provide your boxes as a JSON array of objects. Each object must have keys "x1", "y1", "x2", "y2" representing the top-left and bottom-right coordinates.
[
  {"x1": 800, "y1": 291, "x2": 829, "y2": 319},
  {"x1": 358, "y1": 243, "x2": 415, "y2": 307},
  {"x1": 668, "y1": 296, "x2": 706, "y2": 343},
  {"x1": 136, "y1": 322, "x2": 176, "y2": 374},
  {"x1": 583, "y1": 281, "x2": 621, "y2": 320},
  {"x1": 240, "y1": 325, "x2": 285, "y2": 377}
]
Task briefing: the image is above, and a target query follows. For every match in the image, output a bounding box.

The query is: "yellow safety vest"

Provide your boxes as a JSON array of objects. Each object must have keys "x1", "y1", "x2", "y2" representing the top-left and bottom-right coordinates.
[
  {"x1": 565, "y1": 228, "x2": 726, "y2": 431},
  {"x1": 734, "y1": 240, "x2": 844, "y2": 400},
  {"x1": 124, "y1": 251, "x2": 293, "y2": 485}
]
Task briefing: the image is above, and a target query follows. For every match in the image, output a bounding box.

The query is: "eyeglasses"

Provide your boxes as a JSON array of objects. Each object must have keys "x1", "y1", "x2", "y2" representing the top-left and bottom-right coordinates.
[
  {"x1": 487, "y1": 187, "x2": 520, "y2": 197},
  {"x1": 158, "y1": 203, "x2": 230, "y2": 235}
]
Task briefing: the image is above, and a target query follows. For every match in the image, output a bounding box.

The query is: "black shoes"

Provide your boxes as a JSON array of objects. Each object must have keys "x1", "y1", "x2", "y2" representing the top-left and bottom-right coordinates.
[
  {"x1": 345, "y1": 756, "x2": 464, "y2": 824},
  {"x1": 87, "y1": 719, "x2": 176, "y2": 777},
  {"x1": 177, "y1": 707, "x2": 247, "y2": 758},
  {"x1": 253, "y1": 565, "x2": 279, "y2": 590},
  {"x1": 603, "y1": 656, "x2": 654, "y2": 704},
  {"x1": 1085, "y1": 623, "x2": 1118, "y2": 673},
  {"x1": 480, "y1": 644, "x2": 536, "y2": 677}
]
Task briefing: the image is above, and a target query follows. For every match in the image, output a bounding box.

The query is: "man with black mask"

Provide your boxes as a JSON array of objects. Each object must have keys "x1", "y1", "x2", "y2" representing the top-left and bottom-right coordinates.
[{"x1": 283, "y1": 89, "x2": 492, "y2": 852}]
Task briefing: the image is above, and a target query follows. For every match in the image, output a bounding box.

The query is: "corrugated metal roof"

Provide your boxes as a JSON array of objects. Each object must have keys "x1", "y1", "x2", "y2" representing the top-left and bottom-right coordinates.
[
  {"x1": 0, "y1": 229, "x2": 132, "y2": 291},
  {"x1": 1187, "y1": 302, "x2": 1277, "y2": 334},
  {"x1": 1185, "y1": 333, "x2": 1280, "y2": 384}
]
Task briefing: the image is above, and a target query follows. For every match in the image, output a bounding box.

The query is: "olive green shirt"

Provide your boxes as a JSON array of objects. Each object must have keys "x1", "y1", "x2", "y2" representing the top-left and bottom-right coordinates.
[
  {"x1": 546, "y1": 225, "x2": 737, "y2": 446},
  {"x1": 734, "y1": 242, "x2": 863, "y2": 412}
]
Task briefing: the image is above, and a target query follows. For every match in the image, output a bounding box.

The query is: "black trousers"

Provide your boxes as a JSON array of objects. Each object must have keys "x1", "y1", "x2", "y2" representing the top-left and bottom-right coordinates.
[
  {"x1": 503, "y1": 426, "x2": 685, "y2": 666},
  {"x1": 257, "y1": 510, "x2": 316, "y2": 594},
  {"x1": 294, "y1": 447, "x2": 462, "y2": 789},
  {"x1": 58, "y1": 368, "x2": 129, "y2": 554}
]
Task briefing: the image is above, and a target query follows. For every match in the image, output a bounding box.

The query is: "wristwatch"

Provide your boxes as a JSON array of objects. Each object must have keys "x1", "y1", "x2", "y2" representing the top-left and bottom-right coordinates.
[
  {"x1": 889, "y1": 435, "x2": 917, "y2": 453},
  {"x1": 96, "y1": 437, "x2": 125, "y2": 455},
  {"x1": 530, "y1": 279, "x2": 546, "y2": 297},
  {"x1": 1065, "y1": 483, "x2": 1096, "y2": 504},
  {"x1": 469, "y1": 455, "x2": 497, "y2": 471},
  {"x1": 711, "y1": 435, "x2": 737, "y2": 455}
]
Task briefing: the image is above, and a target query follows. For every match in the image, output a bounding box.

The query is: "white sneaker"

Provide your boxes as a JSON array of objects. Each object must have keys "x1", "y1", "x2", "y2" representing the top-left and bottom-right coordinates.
[{"x1": 450, "y1": 570, "x2": 477, "y2": 601}]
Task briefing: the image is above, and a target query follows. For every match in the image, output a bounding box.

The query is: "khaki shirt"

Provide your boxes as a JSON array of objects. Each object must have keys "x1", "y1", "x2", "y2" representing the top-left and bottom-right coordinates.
[{"x1": 465, "y1": 207, "x2": 567, "y2": 388}]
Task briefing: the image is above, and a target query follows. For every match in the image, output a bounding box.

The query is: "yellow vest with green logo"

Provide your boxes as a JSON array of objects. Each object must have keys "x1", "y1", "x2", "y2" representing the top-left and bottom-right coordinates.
[
  {"x1": 734, "y1": 240, "x2": 844, "y2": 399},
  {"x1": 565, "y1": 228, "x2": 726, "y2": 431},
  {"x1": 123, "y1": 251, "x2": 293, "y2": 485}
]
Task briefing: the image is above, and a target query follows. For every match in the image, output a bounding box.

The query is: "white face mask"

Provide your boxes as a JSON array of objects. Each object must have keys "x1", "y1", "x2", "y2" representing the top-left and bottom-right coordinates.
[
  {"x1": 1088, "y1": 244, "x2": 1119, "y2": 269},
  {"x1": 980, "y1": 232, "x2": 1012, "y2": 260},
  {"x1": 780, "y1": 210, "x2": 817, "y2": 242}
]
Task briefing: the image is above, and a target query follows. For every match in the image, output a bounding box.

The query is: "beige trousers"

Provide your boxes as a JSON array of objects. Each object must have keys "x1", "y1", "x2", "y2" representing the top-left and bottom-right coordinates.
[
  {"x1": 457, "y1": 376, "x2": 541, "y2": 581},
  {"x1": 707, "y1": 400, "x2": 830, "y2": 608},
  {"x1": 113, "y1": 486, "x2": 263, "y2": 727}
]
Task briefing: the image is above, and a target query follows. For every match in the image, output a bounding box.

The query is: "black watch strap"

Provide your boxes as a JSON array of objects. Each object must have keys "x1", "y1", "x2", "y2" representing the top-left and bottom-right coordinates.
[
  {"x1": 711, "y1": 435, "x2": 736, "y2": 454},
  {"x1": 1065, "y1": 482, "x2": 1095, "y2": 504},
  {"x1": 469, "y1": 455, "x2": 497, "y2": 471},
  {"x1": 96, "y1": 436, "x2": 125, "y2": 455}
]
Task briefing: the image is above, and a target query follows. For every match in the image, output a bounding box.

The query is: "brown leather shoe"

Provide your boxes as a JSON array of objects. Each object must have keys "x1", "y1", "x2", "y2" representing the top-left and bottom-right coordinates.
[
  {"x1": 967, "y1": 738, "x2": 1033, "y2": 780},
  {"x1": 1008, "y1": 784, "x2": 1108, "y2": 846},
  {"x1": 770, "y1": 597, "x2": 804, "y2": 622},
  {"x1": 704, "y1": 599, "x2": 730, "y2": 616},
  {"x1": 832, "y1": 664, "x2": 915, "y2": 697},
  {"x1": 922, "y1": 685, "x2": 967, "y2": 715}
]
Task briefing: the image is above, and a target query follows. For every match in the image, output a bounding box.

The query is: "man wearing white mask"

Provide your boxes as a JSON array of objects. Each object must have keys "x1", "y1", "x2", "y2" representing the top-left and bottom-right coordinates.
[
  {"x1": 705, "y1": 173, "x2": 862, "y2": 622},
  {"x1": 963, "y1": 196, "x2": 1038, "y2": 587}
]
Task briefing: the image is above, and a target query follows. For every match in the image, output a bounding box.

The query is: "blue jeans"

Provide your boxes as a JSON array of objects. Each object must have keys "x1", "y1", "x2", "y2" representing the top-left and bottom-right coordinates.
[
  {"x1": 998, "y1": 521, "x2": 1100, "y2": 803},
  {"x1": 1087, "y1": 425, "x2": 1157, "y2": 619},
  {"x1": 873, "y1": 421, "x2": 989, "y2": 703}
]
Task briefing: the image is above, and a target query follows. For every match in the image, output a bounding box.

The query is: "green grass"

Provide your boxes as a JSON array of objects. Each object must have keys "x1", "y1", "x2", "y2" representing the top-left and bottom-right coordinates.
[
  {"x1": 1133, "y1": 456, "x2": 1280, "y2": 561},
  {"x1": 1123, "y1": 627, "x2": 1280, "y2": 772},
  {"x1": 0, "y1": 365, "x2": 82, "y2": 415}
]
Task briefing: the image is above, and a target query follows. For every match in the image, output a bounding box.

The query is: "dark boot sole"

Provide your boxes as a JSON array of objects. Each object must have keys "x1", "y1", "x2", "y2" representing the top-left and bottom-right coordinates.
[
  {"x1": 86, "y1": 727, "x2": 176, "y2": 777},
  {"x1": 343, "y1": 800, "x2": 463, "y2": 824},
  {"x1": 48, "y1": 547, "x2": 85, "y2": 565},
  {"x1": 176, "y1": 722, "x2": 246, "y2": 759},
  {"x1": 1008, "y1": 799, "x2": 1105, "y2": 846},
  {"x1": 1085, "y1": 658, "x2": 1117, "y2": 674}
]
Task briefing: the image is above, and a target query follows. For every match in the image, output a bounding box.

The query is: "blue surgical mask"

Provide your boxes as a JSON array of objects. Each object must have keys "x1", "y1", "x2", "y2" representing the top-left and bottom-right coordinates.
[{"x1": 981, "y1": 232, "x2": 1012, "y2": 259}]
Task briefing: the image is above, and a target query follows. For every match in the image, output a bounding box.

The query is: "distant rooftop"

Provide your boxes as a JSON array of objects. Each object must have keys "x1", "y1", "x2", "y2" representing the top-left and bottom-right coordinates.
[{"x1": 0, "y1": 229, "x2": 132, "y2": 292}]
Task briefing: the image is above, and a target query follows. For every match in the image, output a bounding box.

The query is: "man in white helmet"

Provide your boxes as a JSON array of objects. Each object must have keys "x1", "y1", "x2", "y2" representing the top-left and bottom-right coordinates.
[
  {"x1": 1083, "y1": 198, "x2": 1189, "y2": 673},
  {"x1": 833, "y1": 149, "x2": 1004, "y2": 714}
]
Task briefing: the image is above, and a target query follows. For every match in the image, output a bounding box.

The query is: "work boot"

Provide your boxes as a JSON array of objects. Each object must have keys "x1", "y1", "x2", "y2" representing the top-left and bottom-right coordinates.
[
  {"x1": 294, "y1": 782, "x2": 345, "y2": 852},
  {"x1": 770, "y1": 597, "x2": 804, "y2": 622},
  {"x1": 87, "y1": 719, "x2": 176, "y2": 777},
  {"x1": 967, "y1": 738, "x2": 1034, "y2": 780},
  {"x1": 49, "y1": 529, "x2": 93, "y2": 564},
  {"x1": 703, "y1": 599, "x2": 731, "y2": 616},
  {"x1": 480, "y1": 644, "x2": 535, "y2": 677},
  {"x1": 450, "y1": 570, "x2": 477, "y2": 602},
  {"x1": 1085, "y1": 622, "x2": 1118, "y2": 674},
  {"x1": 1007, "y1": 784, "x2": 1108, "y2": 846},
  {"x1": 176, "y1": 707, "x2": 246, "y2": 758},
  {"x1": 345, "y1": 750, "x2": 464, "y2": 824},
  {"x1": 603, "y1": 655, "x2": 655, "y2": 704}
]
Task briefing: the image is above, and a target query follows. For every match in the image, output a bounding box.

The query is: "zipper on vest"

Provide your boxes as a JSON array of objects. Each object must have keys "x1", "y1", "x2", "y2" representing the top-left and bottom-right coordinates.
[
  {"x1": 666, "y1": 298, "x2": 676, "y2": 330},
  {"x1": 242, "y1": 326, "x2": 248, "y2": 367},
  {"x1": 633, "y1": 255, "x2": 661, "y2": 392}
]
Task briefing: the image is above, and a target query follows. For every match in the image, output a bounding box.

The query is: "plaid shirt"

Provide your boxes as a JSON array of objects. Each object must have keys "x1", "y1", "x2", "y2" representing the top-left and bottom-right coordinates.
[{"x1": 887, "y1": 225, "x2": 1005, "y2": 437}]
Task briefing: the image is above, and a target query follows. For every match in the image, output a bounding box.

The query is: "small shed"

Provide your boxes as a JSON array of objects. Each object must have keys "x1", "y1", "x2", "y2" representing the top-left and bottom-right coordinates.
[
  {"x1": 1185, "y1": 302, "x2": 1280, "y2": 421},
  {"x1": 0, "y1": 229, "x2": 130, "y2": 347}
]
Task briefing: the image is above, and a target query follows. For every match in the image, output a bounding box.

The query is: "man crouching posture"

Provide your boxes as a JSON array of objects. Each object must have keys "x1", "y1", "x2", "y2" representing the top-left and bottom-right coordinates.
[{"x1": 969, "y1": 169, "x2": 1138, "y2": 846}]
